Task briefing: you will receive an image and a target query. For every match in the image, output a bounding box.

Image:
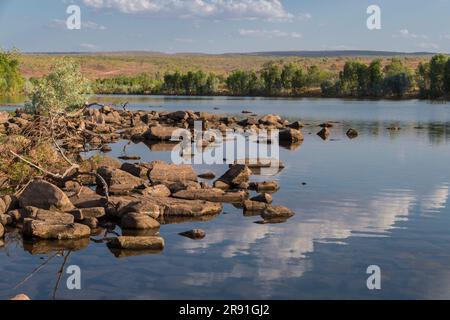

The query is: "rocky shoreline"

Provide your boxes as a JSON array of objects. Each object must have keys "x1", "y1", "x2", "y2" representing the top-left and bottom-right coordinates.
[{"x1": 0, "y1": 106, "x2": 320, "y2": 255}]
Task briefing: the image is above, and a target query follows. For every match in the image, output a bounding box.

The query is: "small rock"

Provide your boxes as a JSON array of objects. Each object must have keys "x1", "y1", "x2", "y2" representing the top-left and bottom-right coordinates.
[
  {"x1": 279, "y1": 128, "x2": 304, "y2": 143},
  {"x1": 179, "y1": 229, "x2": 206, "y2": 240},
  {"x1": 0, "y1": 213, "x2": 12, "y2": 226},
  {"x1": 10, "y1": 294, "x2": 30, "y2": 301},
  {"x1": 243, "y1": 200, "x2": 268, "y2": 212},
  {"x1": 198, "y1": 171, "x2": 216, "y2": 180},
  {"x1": 346, "y1": 128, "x2": 359, "y2": 139},
  {"x1": 249, "y1": 181, "x2": 280, "y2": 193},
  {"x1": 80, "y1": 217, "x2": 98, "y2": 229},
  {"x1": 250, "y1": 193, "x2": 273, "y2": 204},
  {"x1": 100, "y1": 145, "x2": 112, "y2": 152},
  {"x1": 288, "y1": 121, "x2": 304, "y2": 130},
  {"x1": 317, "y1": 127, "x2": 330, "y2": 140},
  {"x1": 0, "y1": 224, "x2": 4, "y2": 238},
  {"x1": 118, "y1": 155, "x2": 141, "y2": 160}
]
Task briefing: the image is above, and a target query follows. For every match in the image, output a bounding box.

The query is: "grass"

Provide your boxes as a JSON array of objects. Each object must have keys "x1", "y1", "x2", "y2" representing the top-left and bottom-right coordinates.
[{"x1": 18, "y1": 53, "x2": 432, "y2": 80}]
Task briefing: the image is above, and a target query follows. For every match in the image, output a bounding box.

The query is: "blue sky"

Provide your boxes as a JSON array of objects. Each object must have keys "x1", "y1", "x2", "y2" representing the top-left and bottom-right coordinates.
[{"x1": 1, "y1": 0, "x2": 449, "y2": 53}]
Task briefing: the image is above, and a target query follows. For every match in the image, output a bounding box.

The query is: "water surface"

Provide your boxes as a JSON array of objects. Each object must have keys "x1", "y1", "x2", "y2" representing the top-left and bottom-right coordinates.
[{"x1": 1, "y1": 96, "x2": 449, "y2": 299}]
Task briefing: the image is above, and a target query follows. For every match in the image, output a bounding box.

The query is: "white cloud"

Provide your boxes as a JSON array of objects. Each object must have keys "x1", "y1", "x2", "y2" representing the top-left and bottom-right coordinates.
[
  {"x1": 239, "y1": 28, "x2": 302, "y2": 39},
  {"x1": 82, "y1": 0, "x2": 293, "y2": 21},
  {"x1": 393, "y1": 29, "x2": 428, "y2": 39},
  {"x1": 175, "y1": 38, "x2": 194, "y2": 43},
  {"x1": 298, "y1": 12, "x2": 312, "y2": 21}
]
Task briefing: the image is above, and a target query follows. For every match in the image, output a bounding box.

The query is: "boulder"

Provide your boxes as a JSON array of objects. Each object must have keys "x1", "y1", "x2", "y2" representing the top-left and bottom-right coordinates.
[
  {"x1": 19, "y1": 180, "x2": 75, "y2": 211},
  {"x1": 288, "y1": 121, "x2": 304, "y2": 129},
  {"x1": 68, "y1": 207, "x2": 105, "y2": 221},
  {"x1": 215, "y1": 165, "x2": 252, "y2": 187},
  {"x1": 173, "y1": 189, "x2": 248, "y2": 203},
  {"x1": 143, "y1": 126, "x2": 180, "y2": 141},
  {"x1": 80, "y1": 217, "x2": 98, "y2": 229},
  {"x1": 136, "y1": 184, "x2": 171, "y2": 197},
  {"x1": 121, "y1": 213, "x2": 160, "y2": 230},
  {"x1": 165, "y1": 180, "x2": 201, "y2": 193},
  {"x1": 179, "y1": 229, "x2": 206, "y2": 240},
  {"x1": 66, "y1": 186, "x2": 107, "y2": 209},
  {"x1": 261, "y1": 205, "x2": 295, "y2": 220},
  {"x1": 97, "y1": 166, "x2": 145, "y2": 194},
  {"x1": 23, "y1": 207, "x2": 75, "y2": 224},
  {"x1": 279, "y1": 128, "x2": 304, "y2": 143},
  {"x1": 120, "y1": 163, "x2": 149, "y2": 179},
  {"x1": 243, "y1": 200, "x2": 268, "y2": 212},
  {"x1": 149, "y1": 162, "x2": 197, "y2": 183},
  {"x1": 23, "y1": 219, "x2": 91, "y2": 240},
  {"x1": 116, "y1": 199, "x2": 161, "y2": 219},
  {"x1": 260, "y1": 114, "x2": 282, "y2": 125},
  {"x1": 108, "y1": 236, "x2": 164, "y2": 251}
]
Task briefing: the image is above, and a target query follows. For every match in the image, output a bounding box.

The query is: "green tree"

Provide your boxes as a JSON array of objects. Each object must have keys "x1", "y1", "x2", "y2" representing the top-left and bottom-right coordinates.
[
  {"x1": 367, "y1": 59, "x2": 383, "y2": 96},
  {"x1": 25, "y1": 58, "x2": 91, "y2": 114},
  {"x1": 0, "y1": 49, "x2": 24, "y2": 96},
  {"x1": 261, "y1": 63, "x2": 283, "y2": 95},
  {"x1": 428, "y1": 54, "x2": 448, "y2": 98}
]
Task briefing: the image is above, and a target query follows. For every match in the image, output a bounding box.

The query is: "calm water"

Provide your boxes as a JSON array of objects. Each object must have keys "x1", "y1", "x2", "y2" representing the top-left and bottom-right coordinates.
[{"x1": 1, "y1": 96, "x2": 450, "y2": 300}]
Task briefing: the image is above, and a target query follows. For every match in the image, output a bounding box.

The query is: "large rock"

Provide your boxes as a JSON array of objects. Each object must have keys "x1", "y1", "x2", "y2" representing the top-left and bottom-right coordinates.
[
  {"x1": 143, "y1": 126, "x2": 180, "y2": 141},
  {"x1": 173, "y1": 189, "x2": 248, "y2": 203},
  {"x1": 23, "y1": 219, "x2": 91, "y2": 240},
  {"x1": 68, "y1": 207, "x2": 105, "y2": 221},
  {"x1": 121, "y1": 213, "x2": 160, "y2": 230},
  {"x1": 261, "y1": 205, "x2": 295, "y2": 220},
  {"x1": 19, "y1": 180, "x2": 75, "y2": 212},
  {"x1": 116, "y1": 199, "x2": 161, "y2": 219},
  {"x1": 215, "y1": 165, "x2": 252, "y2": 188},
  {"x1": 108, "y1": 236, "x2": 164, "y2": 251},
  {"x1": 23, "y1": 207, "x2": 75, "y2": 224},
  {"x1": 260, "y1": 114, "x2": 282, "y2": 125},
  {"x1": 136, "y1": 184, "x2": 171, "y2": 197},
  {"x1": 279, "y1": 128, "x2": 304, "y2": 143},
  {"x1": 0, "y1": 198, "x2": 6, "y2": 215},
  {"x1": 66, "y1": 186, "x2": 108, "y2": 209},
  {"x1": 97, "y1": 166, "x2": 145, "y2": 194},
  {"x1": 120, "y1": 163, "x2": 149, "y2": 179},
  {"x1": 149, "y1": 162, "x2": 197, "y2": 183}
]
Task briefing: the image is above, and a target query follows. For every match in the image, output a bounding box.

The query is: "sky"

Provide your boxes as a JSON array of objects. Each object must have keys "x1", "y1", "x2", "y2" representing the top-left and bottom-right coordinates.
[{"x1": 0, "y1": 0, "x2": 449, "y2": 53}]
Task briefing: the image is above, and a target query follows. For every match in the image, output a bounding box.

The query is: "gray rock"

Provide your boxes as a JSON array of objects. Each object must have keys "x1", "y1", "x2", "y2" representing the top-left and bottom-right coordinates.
[{"x1": 19, "y1": 180, "x2": 75, "y2": 212}]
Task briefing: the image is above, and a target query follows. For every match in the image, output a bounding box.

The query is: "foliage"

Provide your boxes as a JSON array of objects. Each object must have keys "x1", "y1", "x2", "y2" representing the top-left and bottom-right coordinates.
[
  {"x1": 0, "y1": 49, "x2": 24, "y2": 96},
  {"x1": 25, "y1": 58, "x2": 91, "y2": 114}
]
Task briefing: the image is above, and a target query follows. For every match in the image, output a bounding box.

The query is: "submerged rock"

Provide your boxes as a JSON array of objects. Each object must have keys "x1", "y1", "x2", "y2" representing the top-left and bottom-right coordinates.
[
  {"x1": 108, "y1": 236, "x2": 165, "y2": 251},
  {"x1": 173, "y1": 188, "x2": 248, "y2": 203},
  {"x1": 179, "y1": 229, "x2": 206, "y2": 240},
  {"x1": 19, "y1": 180, "x2": 75, "y2": 212}
]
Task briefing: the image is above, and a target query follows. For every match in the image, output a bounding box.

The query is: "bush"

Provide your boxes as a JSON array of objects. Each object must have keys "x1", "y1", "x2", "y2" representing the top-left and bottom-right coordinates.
[
  {"x1": 0, "y1": 49, "x2": 24, "y2": 96},
  {"x1": 25, "y1": 58, "x2": 91, "y2": 114}
]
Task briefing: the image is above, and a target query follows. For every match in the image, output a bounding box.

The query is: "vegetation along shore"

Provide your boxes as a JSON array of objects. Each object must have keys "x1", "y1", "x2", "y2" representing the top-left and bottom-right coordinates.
[{"x1": 2, "y1": 50, "x2": 450, "y2": 100}]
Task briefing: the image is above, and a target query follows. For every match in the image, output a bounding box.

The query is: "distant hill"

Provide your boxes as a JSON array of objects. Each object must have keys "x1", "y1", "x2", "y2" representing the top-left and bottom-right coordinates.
[{"x1": 236, "y1": 50, "x2": 436, "y2": 57}]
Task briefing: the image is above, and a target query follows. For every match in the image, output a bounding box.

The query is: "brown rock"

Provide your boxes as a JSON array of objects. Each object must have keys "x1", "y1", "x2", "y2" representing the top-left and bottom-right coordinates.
[
  {"x1": 279, "y1": 128, "x2": 304, "y2": 143},
  {"x1": 23, "y1": 207, "x2": 75, "y2": 224},
  {"x1": 120, "y1": 162, "x2": 149, "y2": 179},
  {"x1": 173, "y1": 188, "x2": 248, "y2": 203},
  {"x1": 121, "y1": 213, "x2": 160, "y2": 230},
  {"x1": 143, "y1": 126, "x2": 180, "y2": 141},
  {"x1": 288, "y1": 121, "x2": 304, "y2": 129},
  {"x1": 0, "y1": 213, "x2": 12, "y2": 226},
  {"x1": 80, "y1": 217, "x2": 98, "y2": 229},
  {"x1": 261, "y1": 205, "x2": 295, "y2": 220},
  {"x1": 198, "y1": 171, "x2": 216, "y2": 179},
  {"x1": 243, "y1": 200, "x2": 268, "y2": 212},
  {"x1": 250, "y1": 193, "x2": 273, "y2": 204},
  {"x1": 215, "y1": 164, "x2": 252, "y2": 187},
  {"x1": 317, "y1": 127, "x2": 330, "y2": 140},
  {"x1": 136, "y1": 184, "x2": 171, "y2": 197},
  {"x1": 108, "y1": 236, "x2": 165, "y2": 251},
  {"x1": 69, "y1": 207, "x2": 105, "y2": 220},
  {"x1": 116, "y1": 199, "x2": 161, "y2": 219},
  {"x1": 0, "y1": 224, "x2": 4, "y2": 238},
  {"x1": 97, "y1": 166, "x2": 145, "y2": 193},
  {"x1": 10, "y1": 294, "x2": 30, "y2": 301},
  {"x1": 179, "y1": 229, "x2": 206, "y2": 240},
  {"x1": 260, "y1": 114, "x2": 282, "y2": 125},
  {"x1": 346, "y1": 128, "x2": 359, "y2": 139},
  {"x1": 23, "y1": 219, "x2": 91, "y2": 240},
  {"x1": 19, "y1": 180, "x2": 75, "y2": 211},
  {"x1": 249, "y1": 181, "x2": 280, "y2": 193},
  {"x1": 149, "y1": 162, "x2": 198, "y2": 183}
]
